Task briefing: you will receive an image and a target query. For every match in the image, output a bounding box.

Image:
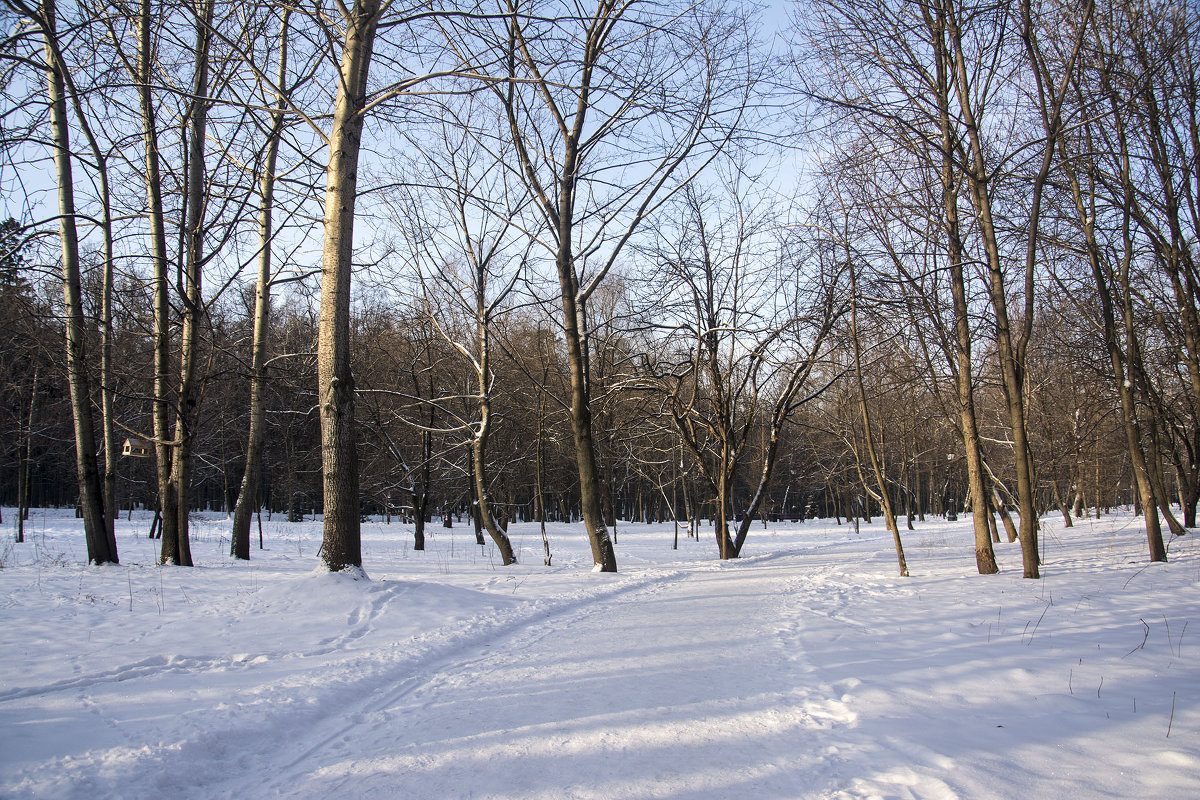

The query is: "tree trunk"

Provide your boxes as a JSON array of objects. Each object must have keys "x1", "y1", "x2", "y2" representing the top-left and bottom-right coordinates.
[
  {"x1": 46, "y1": 0, "x2": 122, "y2": 560},
  {"x1": 536, "y1": 386, "x2": 552, "y2": 565},
  {"x1": 714, "y1": 468, "x2": 735, "y2": 559},
  {"x1": 927, "y1": 2, "x2": 996, "y2": 574},
  {"x1": 463, "y1": 274, "x2": 517, "y2": 564},
  {"x1": 98, "y1": 157, "x2": 117, "y2": 559},
  {"x1": 731, "y1": 435, "x2": 779, "y2": 557},
  {"x1": 232, "y1": 10, "x2": 289, "y2": 561},
  {"x1": 1181, "y1": 477, "x2": 1198, "y2": 529},
  {"x1": 1051, "y1": 478, "x2": 1073, "y2": 528},
  {"x1": 994, "y1": 490, "x2": 1019, "y2": 544},
  {"x1": 412, "y1": 424, "x2": 430, "y2": 551},
  {"x1": 413, "y1": 490, "x2": 426, "y2": 550},
  {"x1": 681, "y1": 461, "x2": 695, "y2": 539},
  {"x1": 472, "y1": 381, "x2": 516, "y2": 564},
  {"x1": 42, "y1": 0, "x2": 115, "y2": 564},
  {"x1": 946, "y1": 3, "x2": 1039, "y2": 577},
  {"x1": 135, "y1": 0, "x2": 178, "y2": 565},
  {"x1": 559, "y1": 289, "x2": 617, "y2": 570},
  {"x1": 850, "y1": 266, "x2": 908, "y2": 577},
  {"x1": 498, "y1": 5, "x2": 618, "y2": 571},
  {"x1": 917, "y1": 459, "x2": 926, "y2": 522},
  {"x1": 162, "y1": 0, "x2": 214, "y2": 568},
  {"x1": 986, "y1": 501, "x2": 999, "y2": 544},
  {"x1": 1058, "y1": 110, "x2": 1166, "y2": 562},
  {"x1": 17, "y1": 366, "x2": 37, "y2": 544},
  {"x1": 317, "y1": 0, "x2": 381, "y2": 573},
  {"x1": 1135, "y1": 375, "x2": 1186, "y2": 537}
]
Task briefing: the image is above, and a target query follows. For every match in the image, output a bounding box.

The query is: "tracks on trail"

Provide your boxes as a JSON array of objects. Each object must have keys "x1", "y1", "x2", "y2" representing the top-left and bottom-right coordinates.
[
  {"x1": 194, "y1": 567, "x2": 696, "y2": 799},
  {"x1": 214, "y1": 556, "x2": 861, "y2": 800},
  {"x1": 17, "y1": 553, "x2": 869, "y2": 800},
  {"x1": 274, "y1": 569, "x2": 686, "y2": 777}
]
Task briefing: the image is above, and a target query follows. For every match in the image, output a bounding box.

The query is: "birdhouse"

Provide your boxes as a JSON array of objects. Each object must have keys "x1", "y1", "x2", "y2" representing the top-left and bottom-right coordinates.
[{"x1": 122, "y1": 438, "x2": 153, "y2": 458}]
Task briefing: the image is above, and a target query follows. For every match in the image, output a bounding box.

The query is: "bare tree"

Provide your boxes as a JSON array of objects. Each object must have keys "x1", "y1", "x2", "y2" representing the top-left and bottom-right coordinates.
[
  {"x1": 799, "y1": 0, "x2": 1098, "y2": 577},
  {"x1": 846, "y1": 254, "x2": 909, "y2": 576},
  {"x1": 1049, "y1": 19, "x2": 1167, "y2": 560},
  {"x1": 387, "y1": 98, "x2": 532, "y2": 565},
  {"x1": 640, "y1": 181, "x2": 839, "y2": 559},
  {"x1": 1084, "y1": 0, "x2": 1195, "y2": 535},
  {"x1": 468, "y1": 0, "x2": 757, "y2": 569},
  {"x1": 7, "y1": 0, "x2": 117, "y2": 563},
  {"x1": 311, "y1": 0, "x2": 384, "y2": 571},
  {"x1": 309, "y1": 0, "x2": 495, "y2": 572},
  {"x1": 798, "y1": 1, "x2": 1002, "y2": 573},
  {"x1": 232, "y1": 8, "x2": 293, "y2": 560}
]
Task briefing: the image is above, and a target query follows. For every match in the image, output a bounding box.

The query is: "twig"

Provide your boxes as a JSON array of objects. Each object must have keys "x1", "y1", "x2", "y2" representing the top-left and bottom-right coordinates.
[
  {"x1": 1167, "y1": 691, "x2": 1176, "y2": 737},
  {"x1": 1123, "y1": 618, "x2": 1150, "y2": 658},
  {"x1": 1025, "y1": 605, "x2": 1050, "y2": 646},
  {"x1": 1123, "y1": 564, "x2": 1152, "y2": 589}
]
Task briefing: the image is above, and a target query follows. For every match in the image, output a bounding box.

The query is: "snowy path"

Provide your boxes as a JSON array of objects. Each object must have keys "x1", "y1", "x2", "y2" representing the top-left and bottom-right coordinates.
[
  {"x1": 218, "y1": 559, "x2": 853, "y2": 799},
  {"x1": 3, "y1": 513, "x2": 1198, "y2": 799}
]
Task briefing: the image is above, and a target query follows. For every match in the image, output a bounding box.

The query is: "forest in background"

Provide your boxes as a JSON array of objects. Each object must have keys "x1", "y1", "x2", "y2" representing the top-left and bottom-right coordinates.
[{"x1": 0, "y1": 0, "x2": 1196, "y2": 576}]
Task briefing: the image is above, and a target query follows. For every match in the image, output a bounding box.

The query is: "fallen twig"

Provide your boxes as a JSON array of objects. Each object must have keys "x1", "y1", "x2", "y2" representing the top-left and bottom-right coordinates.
[{"x1": 1123, "y1": 618, "x2": 1150, "y2": 658}]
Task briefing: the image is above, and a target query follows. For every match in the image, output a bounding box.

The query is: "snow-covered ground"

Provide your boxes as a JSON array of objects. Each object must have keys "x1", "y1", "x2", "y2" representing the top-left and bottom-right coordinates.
[{"x1": 1, "y1": 507, "x2": 1196, "y2": 799}]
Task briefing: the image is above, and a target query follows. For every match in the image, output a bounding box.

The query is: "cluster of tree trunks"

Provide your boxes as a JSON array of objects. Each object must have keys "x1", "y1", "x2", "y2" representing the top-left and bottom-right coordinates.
[{"x1": 2, "y1": 0, "x2": 1194, "y2": 578}]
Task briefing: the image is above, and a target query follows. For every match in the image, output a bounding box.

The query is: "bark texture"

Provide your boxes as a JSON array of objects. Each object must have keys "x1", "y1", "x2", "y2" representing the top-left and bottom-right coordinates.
[{"x1": 317, "y1": 0, "x2": 381, "y2": 572}]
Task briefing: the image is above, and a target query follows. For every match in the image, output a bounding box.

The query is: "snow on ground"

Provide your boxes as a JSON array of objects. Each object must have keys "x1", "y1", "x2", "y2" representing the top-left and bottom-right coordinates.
[{"x1": 0, "y1": 507, "x2": 1197, "y2": 799}]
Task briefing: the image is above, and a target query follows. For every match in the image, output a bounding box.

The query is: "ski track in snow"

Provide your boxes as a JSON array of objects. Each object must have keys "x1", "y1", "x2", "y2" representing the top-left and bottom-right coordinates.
[
  {"x1": 245, "y1": 558, "x2": 857, "y2": 799},
  {"x1": 256, "y1": 569, "x2": 690, "y2": 796},
  {"x1": 2, "y1": 511, "x2": 1199, "y2": 799}
]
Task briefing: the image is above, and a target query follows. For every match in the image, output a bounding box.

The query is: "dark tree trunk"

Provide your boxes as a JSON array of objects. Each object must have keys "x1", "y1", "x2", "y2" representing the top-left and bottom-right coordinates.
[
  {"x1": 926, "y1": 2, "x2": 996, "y2": 574},
  {"x1": 162, "y1": 0, "x2": 214, "y2": 568},
  {"x1": 232, "y1": 10, "x2": 290, "y2": 561},
  {"x1": 42, "y1": 0, "x2": 115, "y2": 564}
]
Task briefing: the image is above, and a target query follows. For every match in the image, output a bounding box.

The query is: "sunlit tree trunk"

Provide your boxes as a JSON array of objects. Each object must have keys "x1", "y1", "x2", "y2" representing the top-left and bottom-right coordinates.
[
  {"x1": 317, "y1": 0, "x2": 381, "y2": 572},
  {"x1": 944, "y1": 4, "x2": 1039, "y2": 577},
  {"x1": 131, "y1": 0, "x2": 179, "y2": 558},
  {"x1": 471, "y1": 308, "x2": 516, "y2": 564}
]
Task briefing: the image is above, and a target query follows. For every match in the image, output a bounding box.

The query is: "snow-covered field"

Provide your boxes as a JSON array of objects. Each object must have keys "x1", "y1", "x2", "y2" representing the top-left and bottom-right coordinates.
[{"x1": 1, "y1": 507, "x2": 1196, "y2": 799}]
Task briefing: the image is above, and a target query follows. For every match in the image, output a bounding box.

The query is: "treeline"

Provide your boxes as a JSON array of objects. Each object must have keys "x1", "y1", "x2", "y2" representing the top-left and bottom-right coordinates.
[
  {"x1": 0, "y1": 255, "x2": 1155, "y2": 568},
  {"x1": 0, "y1": 0, "x2": 1195, "y2": 576}
]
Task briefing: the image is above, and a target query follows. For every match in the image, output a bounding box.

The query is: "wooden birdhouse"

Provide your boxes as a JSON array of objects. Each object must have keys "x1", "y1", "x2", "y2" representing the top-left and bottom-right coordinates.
[{"x1": 122, "y1": 438, "x2": 153, "y2": 458}]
